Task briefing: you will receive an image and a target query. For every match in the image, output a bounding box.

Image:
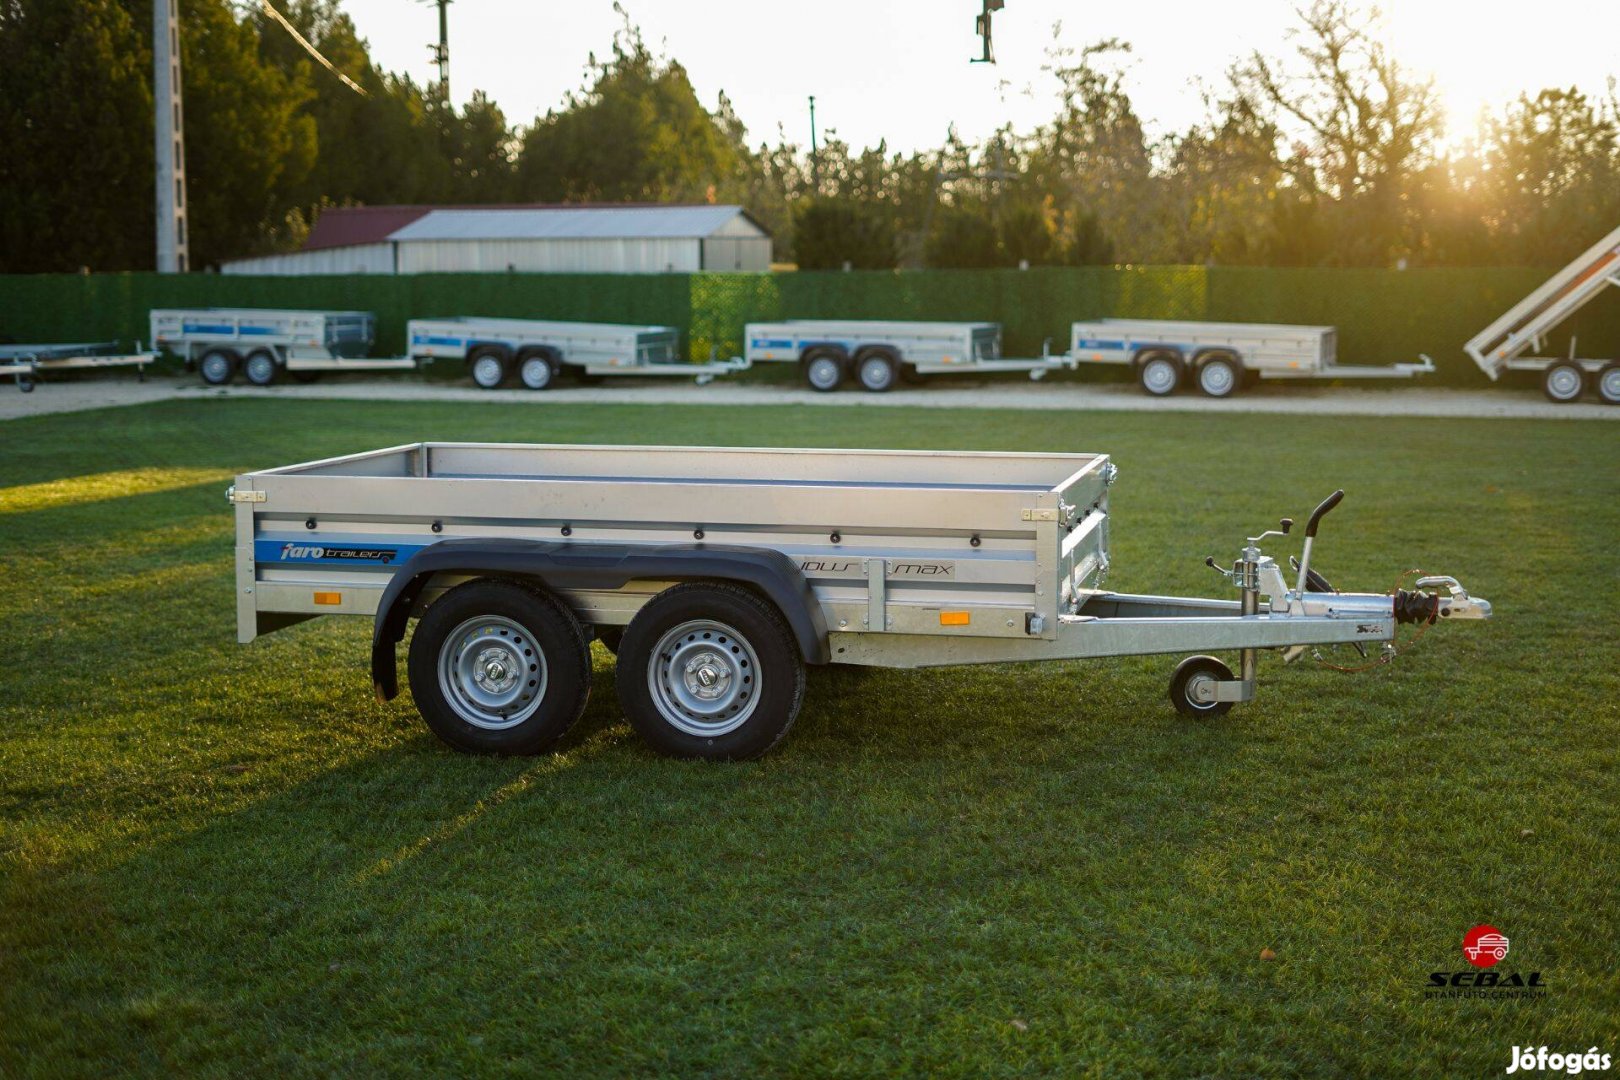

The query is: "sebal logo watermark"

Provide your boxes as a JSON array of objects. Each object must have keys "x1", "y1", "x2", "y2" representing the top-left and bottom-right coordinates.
[
  {"x1": 1506, "y1": 1047, "x2": 1612, "y2": 1074},
  {"x1": 1424, "y1": 924, "x2": 1547, "y2": 1000}
]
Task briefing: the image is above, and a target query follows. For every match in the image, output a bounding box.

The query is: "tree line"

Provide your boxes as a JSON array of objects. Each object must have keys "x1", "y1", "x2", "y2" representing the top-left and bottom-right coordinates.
[{"x1": 2, "y1": 0, "x2": 1616, "y2": 274}]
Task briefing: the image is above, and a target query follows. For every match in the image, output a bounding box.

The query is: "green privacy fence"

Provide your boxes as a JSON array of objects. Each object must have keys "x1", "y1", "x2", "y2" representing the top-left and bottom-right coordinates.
[{"x1": 3, "y1": 266, "x2": 1615, "y2": 386}]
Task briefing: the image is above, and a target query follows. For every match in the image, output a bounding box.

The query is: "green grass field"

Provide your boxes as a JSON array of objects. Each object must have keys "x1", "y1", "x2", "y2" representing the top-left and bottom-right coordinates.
[{"x1": 2, "y1": 399, "x2": 1616, "y2": 1077}]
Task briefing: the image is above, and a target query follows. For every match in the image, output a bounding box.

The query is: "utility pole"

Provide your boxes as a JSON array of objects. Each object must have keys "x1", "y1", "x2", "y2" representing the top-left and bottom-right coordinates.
[
  {"x1": 808, "y1": 95, "x2": 819, "y2": 191},
  {"x1": 428, "y1": 0, "x2": 451, "y2": 100},
  {"x1": 153, "y1": 0, "x2": 189, "y2": 272}
]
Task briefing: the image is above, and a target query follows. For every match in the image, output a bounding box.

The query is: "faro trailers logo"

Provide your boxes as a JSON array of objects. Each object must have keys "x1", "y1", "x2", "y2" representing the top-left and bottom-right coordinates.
[
  {"x1": 278, "y1": 543, "x2": 399, "y2": 564},
  {"x1": 1424, "y1": 924, "x2": 1546, "y2": 999}
]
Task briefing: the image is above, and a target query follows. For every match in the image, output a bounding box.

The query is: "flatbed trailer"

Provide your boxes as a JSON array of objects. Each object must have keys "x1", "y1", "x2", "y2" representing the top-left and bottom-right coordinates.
[
  {"x1": 229, "y1": 442, "x2": 1490, "y2": 760},
  {"x1": 407, "y1": 316, "x2": 747, "y2": 390},
  {"x1": 1463, "y1": 223, "x2": 1620, "y2": 404},
  {"x1": 1069, "y1": 319, "x2": 1433, "y2": 397},
  {"x1": 744, "y1": 320, "x2": 1069, "y2": 392},
  {"x1": 0, "y1": 341, "x2": 157, "y2": 393},
  {"x1": 151, "y1": 308, "x2": 400, "y2": 386}
]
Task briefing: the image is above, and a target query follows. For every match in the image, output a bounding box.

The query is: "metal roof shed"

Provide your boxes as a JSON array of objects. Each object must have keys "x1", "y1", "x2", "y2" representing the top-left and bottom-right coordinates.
[
  {"x1": 221, "y1": 204, "x2": 772, "y2": 275},
  {"x1": 387, "y1": 205, "x2": 770, "y2": 274}
]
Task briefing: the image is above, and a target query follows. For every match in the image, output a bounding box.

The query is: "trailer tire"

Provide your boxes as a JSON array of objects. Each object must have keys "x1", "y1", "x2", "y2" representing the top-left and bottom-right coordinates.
[
  {"x1": 199, "y1": 349, "x2": 238, "y2": 386},
  {"x1": 16, "y1": 373, "x2": 34, "y2": 393},
  {"x1": 407, "y1": 579, "x2": 591, "y2": 754},
  {"x1": 855, "y1": 350, "x2": 898, "y2": 392},
  {"x1": 468, "y1": 346, "x2": 511, "y2": 390},
  {"x1": 802, "y1": 350, "x2": 846, "y2": 392},
  {"x1": 516, "y1": 348, "x2": 558, "y2": 391},
  {"x1": 1195, "y1": 354, "x2": 1241, "y2": 398},
  {"x1": 1136, "y1": 351, "x2": 1182, "y2": 396},
  {"x1": 1542, "y1": 362, "x2": 1585, "y2": 403},
  {"x1": 1169, "y1": 655, "x2": 1234, "y2": 718},
  {"x1": 243, "y1": 349, "x2": 280, "y2": 387},
  {"x1": 617, "y1": 582, "x2": 805, "y2": 760},
  {"x1": 1596, "y1": 363, "x2": 1620, "y2": 405}
]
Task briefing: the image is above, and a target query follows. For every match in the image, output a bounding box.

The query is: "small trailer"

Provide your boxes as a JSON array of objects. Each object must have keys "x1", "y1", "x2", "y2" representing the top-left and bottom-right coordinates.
[
  {"x1": 228, "y1": 442, "x2": 1490, "y2": 760},
  {"x1": 0, "y1": 341, "x2": 157, "y2": 393},
  {"x1": 744, "y1": 320, "x2": 1068, "y2": 391},
  {"x1": 1463, "y1": 223, "x2": 1620, "y2": 404},
  {"x1": 406, "y1": 316, "x2": 746, "y2": 390},
  {"x1": 1068, "y1": 319, "x2": 1434, "y2": 397},
  {"x1": 150, "y1": 308, "x2": 401, "y2": 386}
]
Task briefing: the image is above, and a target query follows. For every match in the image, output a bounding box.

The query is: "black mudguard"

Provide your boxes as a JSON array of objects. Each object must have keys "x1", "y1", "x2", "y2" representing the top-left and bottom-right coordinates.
[{"x1": 370, "y1": 539, "x2": 829, "y2": 700}]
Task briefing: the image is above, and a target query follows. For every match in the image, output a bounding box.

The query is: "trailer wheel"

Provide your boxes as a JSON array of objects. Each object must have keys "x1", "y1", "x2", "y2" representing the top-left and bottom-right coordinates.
[
  {"x1": 1542, "y1": 362, "x2": 1585, "y2": 403},
  {"x1": 1596, "y1": 363, "x2": 1620, "y2": 405},
  {"x1": 468, "y1": 347, "x2": 510, "y2": 390},
  {"x1": 617, "y1": 582, "x2": 805, "y2": 760},
  {"x1": 16, "y1": 373, "x2": 34, "y2": 393},
  {"x1": 243, "y1": 349, "x2": 280, "y2": 386},
  {"x1": 1136, "y1": 352, "x2": 1182, "y2": 396},
  {"x1": 855, "y1": 351, "x2": 898, "y2": 392},
  {"x1": 199, "y1": 349, "x2": 238, "y2": 386},
  {"x1": 1169, "y1": 655, "x2": 1234, "y2": 718},
  {"x1": 802, "y1": 350, "x2": 845, "y2": 392},
  {"x1": 1195, "y1": 354, "x2": 1241, "y2": 398},
  {"x1": 516, "y1": 348, "x2": 557, "y2": 391},
  {"x1": 407, "y1": 579, "x2": 591, "y2": 754}
]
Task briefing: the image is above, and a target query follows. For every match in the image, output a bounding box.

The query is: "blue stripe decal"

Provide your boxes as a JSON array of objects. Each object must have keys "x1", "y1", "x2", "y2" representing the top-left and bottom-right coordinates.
[
  {"x1": 182, "y1": 323, "x2": 276, "y2": 335},
  {"x1": 255, "y1": 539, "x2": 429, "y2": 567},
  {"x1": 750, "y1": 338, "x2": 794, "y2": 349},
  {"x1": 411, "y1": 335, "x2": 468, "y2": 347},
  {"x1": 1074, "y1": 339, "x2": 1127, "y2": 351}
]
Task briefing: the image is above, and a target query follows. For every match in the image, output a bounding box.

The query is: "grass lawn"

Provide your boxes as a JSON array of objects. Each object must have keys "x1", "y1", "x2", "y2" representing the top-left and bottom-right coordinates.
[{"x1": 1, "y1": 398, "x2": 1616, "y2": 1078}]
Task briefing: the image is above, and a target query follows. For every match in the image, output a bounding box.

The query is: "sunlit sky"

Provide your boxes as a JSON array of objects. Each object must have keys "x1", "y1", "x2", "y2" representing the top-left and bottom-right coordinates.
[{"x1": 334, "y1": 0, "x2": 1616, "y2": 153}]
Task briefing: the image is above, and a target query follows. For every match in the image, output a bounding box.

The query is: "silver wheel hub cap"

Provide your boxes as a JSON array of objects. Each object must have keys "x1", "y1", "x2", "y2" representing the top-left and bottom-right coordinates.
[
  {"x1": 1549, "y1": 368, "x2": 1580, "y2": 399},
  {"x1": 808, "y1": 358, "x2": 840, "y2": 388},
  {"x1": 861, "y1": 359, "x2": 891, "y2": 388},
  {"x1": 202, "y1": 355, "x2": 229, "y2": 380},
  {"x1": 522, "y1": 358, "x2": 551, "y2": 388},
  {"x1": 438, "y1": 615, "x2": 546, "y2": 729},
  {"x1": 1201, "y1": 363, "x2": 1233, "y2": 394},
  {"x1": 1144, "y1": 360, "x2": 1176, "y2": 393},
  {"x1": 1187, "y1": 672, "x2": 1218, "y2": 706},
  {"x1": 473, "y1": 356, "x2": 503, "y2": 387},
  {"x1": 1602, "y1": 369, "x2": 1620, "y2": 400},
  {"x1": 648, "y1": 619, "x2": 760, "y2": 737}
]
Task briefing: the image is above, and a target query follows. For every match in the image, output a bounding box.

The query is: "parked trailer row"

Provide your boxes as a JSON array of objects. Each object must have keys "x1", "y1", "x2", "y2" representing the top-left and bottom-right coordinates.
[{"x1": 229, "y1": 441, "x2": 1490, "y2": 760}]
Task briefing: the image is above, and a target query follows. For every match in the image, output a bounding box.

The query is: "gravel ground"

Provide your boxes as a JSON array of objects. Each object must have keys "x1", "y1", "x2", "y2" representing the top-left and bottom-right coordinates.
[{"x1": 3, "y1": 372, "x2": 1617, "y2": 422}]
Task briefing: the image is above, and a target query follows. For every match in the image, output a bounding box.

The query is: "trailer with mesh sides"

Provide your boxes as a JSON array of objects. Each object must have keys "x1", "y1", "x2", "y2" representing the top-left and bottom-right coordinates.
[
  {"x1": 150, "y1": 308, "x2": 396, "y2": 386},
  {"x1": 1463, "y1": 223, "x2": 1620, "y2": 404},
  {"x1": 227, "y1": 442, "x2": 1491, "y2": 761}
]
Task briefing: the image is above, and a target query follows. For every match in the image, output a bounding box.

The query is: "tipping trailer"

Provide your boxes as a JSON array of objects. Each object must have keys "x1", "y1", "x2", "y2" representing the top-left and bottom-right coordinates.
[
  {"x1": 151, "y1": 308, "x2": 395, "y2": 386},
  {"x1": 1463, "y1": 223, "x2": 1620, "y2": 404},
  {"x1": 406, "y1": 316, "x2": 747, "y2": 390},
  {"x1": 1068, "y1": 319, "x2": 1434, "y2": 397},
  {"x1": 743, "y1": 320, "x2": 1069, "y2": 392},
  {"x1": 228, "y1": 442, "x2": 1490, "y2": 760},
  {"x1": 0, "y1": 341, "x2": 157, "y2": 393}
]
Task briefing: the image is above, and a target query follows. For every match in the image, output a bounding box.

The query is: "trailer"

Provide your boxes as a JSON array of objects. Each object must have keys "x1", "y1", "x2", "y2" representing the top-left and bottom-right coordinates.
[
  {"x1": 0, "y1": 341, "x2": 157, "y2": 393},
  {"x1": 1463, "y1": 223, "x2": 1620, "y2": 404},
  {"x1": 228, "y1": 442, "x2": 1490, "y2": 760},
  {"x1": 150, "y1": 308, "x2": 401, "y2": 386},
  {"x1": 744, "y1": 320, "x2": 1068, "y2": 391},
  {"x1": 406, "y1": 316, "x2": 746, "y2": 390},
  {"x1": 1068, "y1": 319, "x2": 1434, "y2": 397}
]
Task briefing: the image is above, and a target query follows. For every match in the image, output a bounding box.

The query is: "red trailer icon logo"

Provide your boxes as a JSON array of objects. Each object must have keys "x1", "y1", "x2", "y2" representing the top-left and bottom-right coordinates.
[{"x1": 1462, "y1": 925, "x2": 1510, "y2": 967}]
